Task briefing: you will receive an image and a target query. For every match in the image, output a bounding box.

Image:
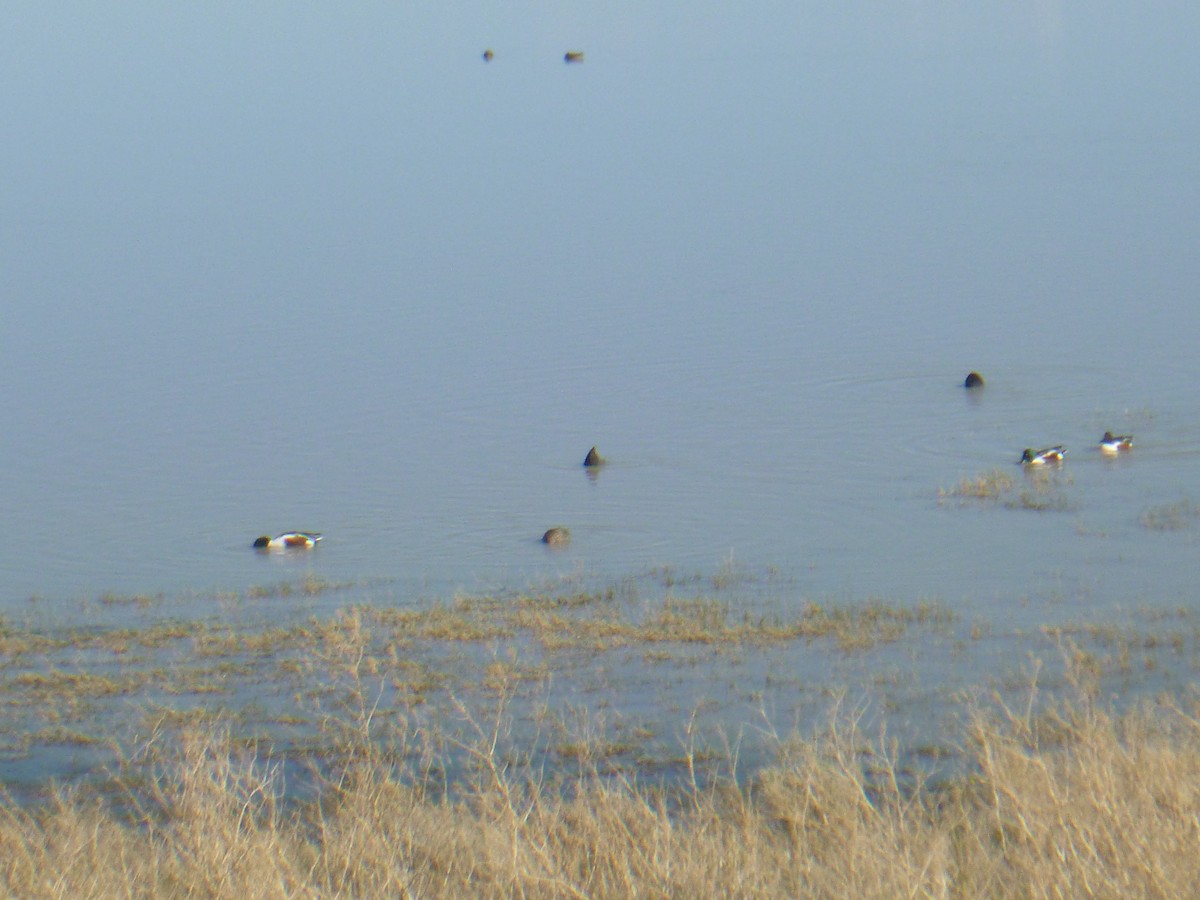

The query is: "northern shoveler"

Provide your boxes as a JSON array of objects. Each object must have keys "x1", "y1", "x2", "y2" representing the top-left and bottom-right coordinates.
[
  {"x1": 564, "y1": 51, "x2": 584, "y2": 63},
  {"x1": 253, "y1": 532, "x2": 323, "y2": 550},
  {"x1": 964, "y1": 371, "x2": 985, "y2": 389},
  {"x1": 1019, "y1": 447, "x2": 1066, "y2": 466},
  {"x1": 1100, "y1": 431, "x2": 1133, "y2": 454},
  {"x1": 541, "y1": 527, "x2": 570, "y2": 546}
]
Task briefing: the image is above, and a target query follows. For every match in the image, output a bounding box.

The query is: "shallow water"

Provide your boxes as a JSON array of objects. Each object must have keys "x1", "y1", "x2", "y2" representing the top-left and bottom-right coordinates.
[{"x1": 2, "y1": 3, "x2": 1199, "y2": 788}]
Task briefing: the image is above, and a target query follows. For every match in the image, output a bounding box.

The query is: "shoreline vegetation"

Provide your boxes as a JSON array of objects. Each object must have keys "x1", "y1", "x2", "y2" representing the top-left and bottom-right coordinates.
[
  {"x1": 2, "y1": 570, "x2": 1199, "y2": 894},
  {"x1": 2, "y1": 685, "x2": 1199, "y2": 895}
]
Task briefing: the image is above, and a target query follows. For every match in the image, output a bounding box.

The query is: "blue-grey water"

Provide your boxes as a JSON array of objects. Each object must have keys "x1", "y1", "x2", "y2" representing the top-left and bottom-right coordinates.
[{"x1": 3, "y1": 4, "x2": 1199, "y2": 788}]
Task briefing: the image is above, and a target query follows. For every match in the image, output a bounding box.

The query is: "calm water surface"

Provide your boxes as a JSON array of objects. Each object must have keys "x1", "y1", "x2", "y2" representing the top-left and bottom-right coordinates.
[{"x1": 2, "y1": 3, "x2": 1199, "y2": 785}]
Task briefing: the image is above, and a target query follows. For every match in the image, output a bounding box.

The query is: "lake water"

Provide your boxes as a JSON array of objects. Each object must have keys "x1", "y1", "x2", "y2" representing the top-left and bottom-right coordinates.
[{"x1": 3, "y1": 4, "x2": 1199, "y2": 787}]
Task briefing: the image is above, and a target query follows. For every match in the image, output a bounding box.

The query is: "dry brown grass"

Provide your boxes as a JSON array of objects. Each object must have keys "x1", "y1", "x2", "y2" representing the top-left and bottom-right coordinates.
[
  {"x1": 2, "y1": 683, "x2": 1200, "y2": 898},
  {"x1": 3, "y1": 579, "x2": 1199, "y2": 896}
]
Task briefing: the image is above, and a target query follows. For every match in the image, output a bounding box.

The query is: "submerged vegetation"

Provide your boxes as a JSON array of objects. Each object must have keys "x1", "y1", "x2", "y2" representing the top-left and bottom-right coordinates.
[
  {"x1": 0, "y1": 572, "x2": 961, "y2": 772},
  {"x1": 939, "y1": 467, "x2": 1015, "y2": 500},
  {"x1": 1139, "y1": 497, "x2": 1200, "y2": 531},
  {"x1": 939, "y1": 467, "x2": 1073, "y2": 511}
]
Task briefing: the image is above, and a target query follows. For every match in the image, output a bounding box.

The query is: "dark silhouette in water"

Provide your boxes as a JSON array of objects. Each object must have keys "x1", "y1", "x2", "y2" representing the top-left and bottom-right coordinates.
[
  {"x1": 564, "y1": 51, "x2": 584, "y2": 63},
  {"x1": 482, "y1": 49, "x2": 493, "y2": 61},
  {"x1": 541, "y1": 527, "x2": 570, "y2": 546},
  {"x1": 964, "y1": 372, "x2": 985, "y2": 389},
  {"x1": 583, "y1": 446, "x2": 604, "y2": 467}
]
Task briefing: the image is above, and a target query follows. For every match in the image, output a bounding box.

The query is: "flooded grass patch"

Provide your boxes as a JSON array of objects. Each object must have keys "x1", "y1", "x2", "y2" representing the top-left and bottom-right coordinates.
[
  {"x1": 941, "y1": 467, "x2": 1074, "y2": 511},
  {"x1": 1139, "y1": 497, "x2": 1200, "y2": 531},
  {"x1": 352, "y1": 590, "x2": 955, "y2": 653},
  {"x1": 940, "y1": 468, "x2": 1015, "y2": 501},
  {"x1": 98, "y1": 591, "x2": 163, "y2": 608},
  {"x1": 0, "y1": 575, "x2": 963, "y2": 779}
]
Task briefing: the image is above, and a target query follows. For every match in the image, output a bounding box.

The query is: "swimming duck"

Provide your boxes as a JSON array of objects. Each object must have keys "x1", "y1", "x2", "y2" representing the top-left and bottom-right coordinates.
[
  {"x1": 1019, "y1": 447, "x2": 1065, "y2": 466},
  {"x1": 1100, "y1": 431, "x2": 1133, "y2": 454},
  {"x1": 564, "y1": 50, "x2": 584, "y2": 63},
  {"x1": 583, "y1": 446, "x2": 604, "y2": 467},
  {"x1": 253, "y1": 532, "x2": 323, "y2": 550},
  {"x1": 963, "y1": 371, "x2": 985, "y2": 389}
]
